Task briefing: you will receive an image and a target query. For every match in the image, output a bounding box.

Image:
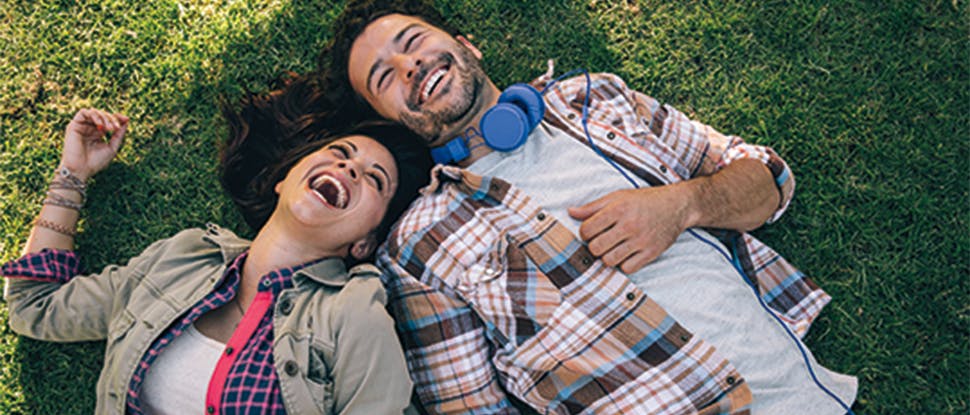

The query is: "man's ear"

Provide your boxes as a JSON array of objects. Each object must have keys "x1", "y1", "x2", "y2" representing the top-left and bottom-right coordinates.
[
  {"x1": 456, "y1": 35, "x2": 483, "y2": 60},
  {"x1": 349, "y1": 233, "x2": 379, "y2": 260}
]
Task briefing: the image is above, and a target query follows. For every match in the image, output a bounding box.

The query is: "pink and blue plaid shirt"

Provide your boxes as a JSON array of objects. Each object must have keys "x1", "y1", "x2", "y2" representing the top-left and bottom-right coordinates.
[{"x1": 2, "y1": 248, "x2": 310, "y2": 415}]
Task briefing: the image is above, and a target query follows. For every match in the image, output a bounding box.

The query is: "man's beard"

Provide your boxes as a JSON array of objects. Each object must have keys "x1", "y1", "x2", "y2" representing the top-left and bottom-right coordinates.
[{"x1": 399, "y1": 45, "x2": 487, "y2": 145}]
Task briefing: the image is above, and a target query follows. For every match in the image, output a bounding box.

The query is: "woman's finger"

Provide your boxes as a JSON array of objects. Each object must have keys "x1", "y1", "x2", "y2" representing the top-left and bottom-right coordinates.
[{"x1": 108, "y1": 116, "x2": 128, "y2": 153}]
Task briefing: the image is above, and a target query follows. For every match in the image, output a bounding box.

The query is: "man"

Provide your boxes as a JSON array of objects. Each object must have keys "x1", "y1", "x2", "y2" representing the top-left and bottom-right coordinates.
[{"x1": 328, "y1": 1, "x2": 858, "y2": 413}]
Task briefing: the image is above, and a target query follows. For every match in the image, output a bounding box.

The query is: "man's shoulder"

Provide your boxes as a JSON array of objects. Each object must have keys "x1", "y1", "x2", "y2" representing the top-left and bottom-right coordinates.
[{"x1": 534, "y1": 71, "x2": 631, "y2": 93}]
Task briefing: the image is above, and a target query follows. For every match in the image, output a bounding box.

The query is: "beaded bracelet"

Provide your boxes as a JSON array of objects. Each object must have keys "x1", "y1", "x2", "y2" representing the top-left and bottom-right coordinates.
[{"x1": 34, "y1": 218, "x2": 77, "y2": 237}]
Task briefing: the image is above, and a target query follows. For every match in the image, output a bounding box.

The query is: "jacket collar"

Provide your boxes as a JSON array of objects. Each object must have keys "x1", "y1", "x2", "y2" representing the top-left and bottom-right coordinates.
[{"x1": 202, "y1": 223, "x2": 381, "y2": 288}]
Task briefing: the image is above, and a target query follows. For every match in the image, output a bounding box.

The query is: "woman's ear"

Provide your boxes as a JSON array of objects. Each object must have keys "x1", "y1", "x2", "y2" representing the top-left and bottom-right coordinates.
[
  {"x1": 349, "y1": 233, "x2": 379, "y2": 260},
  {"x1": 274, "y1": 180, "x2": 283, "y2": 195},
  {"x1": 456, "y1": 35, "x2": 483, "y2": 60}
]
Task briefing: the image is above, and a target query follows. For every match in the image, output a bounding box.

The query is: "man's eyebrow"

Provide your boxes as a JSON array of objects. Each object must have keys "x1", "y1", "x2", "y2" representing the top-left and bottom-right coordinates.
[
  {"x1": 346, "y1": 141, "x2": 358, "y2": 153},
  {"x1": 367, "y1": 58, "x2": 381, "y2": 96},
  {"x1": 367, "y1": 23, "x2": 424, "y2": 95},
  {"x1": 394, "y1": 23, "x2": 422, "y2": 44}
]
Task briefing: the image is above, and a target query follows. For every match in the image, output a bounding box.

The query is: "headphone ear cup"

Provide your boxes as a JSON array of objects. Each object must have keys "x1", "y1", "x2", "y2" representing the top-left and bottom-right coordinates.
[
  {"x1": 480, "y1": 103, "x2": 530, "y2": 152},
  {"x1": 498, "y1": 83, "x2": 546, "y2": 130}
]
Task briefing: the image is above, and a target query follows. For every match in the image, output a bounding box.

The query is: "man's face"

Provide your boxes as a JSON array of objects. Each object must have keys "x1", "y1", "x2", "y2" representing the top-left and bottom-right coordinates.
[{"x1": 348, "y1": 14, "x2": 489, "y2": 145}]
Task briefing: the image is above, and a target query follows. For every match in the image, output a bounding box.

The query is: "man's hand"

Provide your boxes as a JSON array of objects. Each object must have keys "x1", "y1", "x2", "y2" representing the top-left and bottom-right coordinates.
[
  {"x1": 568, "y1": 184, "x2": 696, "y2": 274},
  {"x1": 61, "y1": 108, "x2": 128, "y2": 181}
]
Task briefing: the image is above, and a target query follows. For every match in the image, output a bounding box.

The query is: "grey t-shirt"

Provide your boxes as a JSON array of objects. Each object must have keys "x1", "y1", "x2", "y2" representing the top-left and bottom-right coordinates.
[{"x1": 467, "y1": 121, "x2": 857, "y2": 414}]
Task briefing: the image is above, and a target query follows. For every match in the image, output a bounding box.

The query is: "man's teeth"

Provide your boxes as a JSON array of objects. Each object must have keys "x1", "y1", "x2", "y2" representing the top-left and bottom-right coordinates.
[
  {"x1": 422, "y1": 68, "x2": 446, "y2": 101},
  {"x1": 311, "y1": 175, "x2": 348, "y2": 209}
]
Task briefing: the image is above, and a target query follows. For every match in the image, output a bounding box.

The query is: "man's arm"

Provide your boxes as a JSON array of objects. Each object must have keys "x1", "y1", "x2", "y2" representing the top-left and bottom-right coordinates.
[
  {"x1": 569, "y1": 159, "x2": 778, "y2": 273},
  {"x1": 569, "y1": 77, "x2": 794, "y2": 273}
]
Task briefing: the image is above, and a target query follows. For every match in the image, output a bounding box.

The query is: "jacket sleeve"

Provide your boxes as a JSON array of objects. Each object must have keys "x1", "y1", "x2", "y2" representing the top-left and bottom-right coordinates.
[
  {"x1": 2, "y1": 232, "x2": 184, "y2": 342},
  {"x1": 330, "y1": 273, "x2": 413, "y2": 415},
  {"x1": 377, "y1": 253, "x2": 520, "y2": 415},
  {"x1": 622, "y1": 75, "x2": 796, "y2": 223}
]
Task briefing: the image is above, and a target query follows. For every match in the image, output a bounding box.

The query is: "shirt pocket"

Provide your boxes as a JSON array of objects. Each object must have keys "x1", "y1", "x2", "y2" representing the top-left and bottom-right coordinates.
[{"x1": 460, "y1": 230, "x2": 564, "y2": 349}]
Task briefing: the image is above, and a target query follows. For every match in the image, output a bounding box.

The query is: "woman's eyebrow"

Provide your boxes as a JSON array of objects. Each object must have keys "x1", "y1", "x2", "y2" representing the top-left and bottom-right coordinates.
[
  {"x1": 373, "y1": 164, "x2": 391, "y2": 189},
  {"x1": 345, "y1": 141, "x2": 358, "y2": 153}
]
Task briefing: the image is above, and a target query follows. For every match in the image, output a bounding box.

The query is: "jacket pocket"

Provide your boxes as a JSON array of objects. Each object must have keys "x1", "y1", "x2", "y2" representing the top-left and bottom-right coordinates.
[
  {"x1": 103, "y1": 310, "x2": 137, "y2": 394},
  {"x1": 306, "y1": 345, "x2": 335, "y2": 413}
]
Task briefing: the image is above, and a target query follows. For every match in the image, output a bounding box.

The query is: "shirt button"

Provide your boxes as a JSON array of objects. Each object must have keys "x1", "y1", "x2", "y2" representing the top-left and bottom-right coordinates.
[
  {"x1": 283, "y1": 360, "x2": 299, "y2": 376},
  {"x1": 567, "y1": 113, "x2": 576, "y2": 120},
  {"x1": 537, "y1": 212, "x2": 546, "y2": 221},
  {"x1": 680, "y1": 334, "x2": 690, "y2": 342},
  {"x1": 207, "y1": 405, "x2": 215, "y2": 414},
  {"x1": 626, "y1": 292, "x2": 635, "y2": 301},
  {"x1": 581, "y1": 256, "x2": 592, "y2": 266},
  {"x1": 225, "y1": 347, "x2": 234, "y2": 356},
  {"x1": 726, "y1": 376, "x2": 736, "y2": 385},
  {"x1": 659, "y1": 165, "x2": 668, "y2": 173},
  {"x1": 143, "y1": 321, "x2": 154, "y2": 330},
  {"x1": 279, "y1": 298, "x2": 293, "y2": 315},
  {"x1": 261, "y1": 279, "x2": 272, "y2": 288},
  {"x1": 506, "y1": 234, "x2": 514, "y2": 243},
  {"x1": 607, "y1": 132, "x2": 616, "y2": 140}
]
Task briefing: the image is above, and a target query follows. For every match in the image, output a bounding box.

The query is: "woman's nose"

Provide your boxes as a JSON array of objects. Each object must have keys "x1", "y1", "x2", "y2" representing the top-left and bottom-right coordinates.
[{"x1": 337, "y1": 161, "x2": 358, "y2": 180}]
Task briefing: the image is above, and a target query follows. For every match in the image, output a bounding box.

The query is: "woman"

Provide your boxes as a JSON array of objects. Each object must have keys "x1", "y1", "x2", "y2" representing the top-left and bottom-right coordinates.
[{"x1": 1, "y1": 107, "x2": 432, "y2": 414}]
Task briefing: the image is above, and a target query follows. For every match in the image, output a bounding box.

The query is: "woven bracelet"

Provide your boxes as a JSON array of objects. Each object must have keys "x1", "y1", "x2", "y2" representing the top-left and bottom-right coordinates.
[{"x1": 34, "y1": 218, "x2": 77, "y2": 237}]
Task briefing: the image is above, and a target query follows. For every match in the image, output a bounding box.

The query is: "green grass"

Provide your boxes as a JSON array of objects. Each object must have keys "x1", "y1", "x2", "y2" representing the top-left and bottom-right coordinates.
[{"x1": 0, "y1": 0, "x2": 965, "y2": 413}]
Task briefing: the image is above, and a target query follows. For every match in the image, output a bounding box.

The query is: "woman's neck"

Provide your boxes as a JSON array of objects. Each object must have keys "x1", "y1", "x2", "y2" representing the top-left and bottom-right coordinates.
[{"x1": 238, "y1": 218, "x2": 340, "y2": 300}]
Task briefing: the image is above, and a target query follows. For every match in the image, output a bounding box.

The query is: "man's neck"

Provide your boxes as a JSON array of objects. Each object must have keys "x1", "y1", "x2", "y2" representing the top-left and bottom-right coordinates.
[{"x1": 439, "y1": 83, "x2": 502, "y2": 168}]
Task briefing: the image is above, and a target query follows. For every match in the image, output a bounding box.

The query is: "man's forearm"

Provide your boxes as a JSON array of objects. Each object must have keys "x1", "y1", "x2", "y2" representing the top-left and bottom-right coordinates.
[{"x1": 683, "y1": 158, "x2": 780, "y2": 231}]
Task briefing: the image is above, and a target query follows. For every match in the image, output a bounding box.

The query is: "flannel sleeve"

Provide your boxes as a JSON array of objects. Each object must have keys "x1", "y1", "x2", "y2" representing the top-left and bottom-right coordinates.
[{"x1": 1, "y1": 248, "x2": 81, "y2": 283}]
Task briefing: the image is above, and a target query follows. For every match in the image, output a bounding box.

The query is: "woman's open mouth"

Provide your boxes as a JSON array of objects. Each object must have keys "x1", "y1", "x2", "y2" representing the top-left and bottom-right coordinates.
[{"x1": 309, "y1": 173, "x2": 350, "y2": 209}]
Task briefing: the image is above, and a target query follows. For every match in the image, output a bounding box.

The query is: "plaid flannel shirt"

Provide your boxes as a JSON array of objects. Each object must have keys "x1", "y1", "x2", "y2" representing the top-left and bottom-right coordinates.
[
  {"x1": 377, "y1": 72, "x2": 830, "y2": 414},
  {"x1": 2, "y1": 249, "x2": 305, "y2": 415}
]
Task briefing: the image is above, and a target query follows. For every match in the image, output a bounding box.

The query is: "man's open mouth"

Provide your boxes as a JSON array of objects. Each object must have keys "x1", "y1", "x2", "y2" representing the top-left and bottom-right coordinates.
[
  {"x1": 310, "y1": 173, "x2": 349, "y2": 209},
  {"x1": 419, "y1": 65, "x2": 449, "y2": 105}
]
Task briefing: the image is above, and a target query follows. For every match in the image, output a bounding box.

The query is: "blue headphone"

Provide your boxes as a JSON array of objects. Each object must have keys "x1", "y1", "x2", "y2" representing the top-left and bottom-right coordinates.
[{"x1": 430, "y1": 83, "x2": 546, "y2": 165}]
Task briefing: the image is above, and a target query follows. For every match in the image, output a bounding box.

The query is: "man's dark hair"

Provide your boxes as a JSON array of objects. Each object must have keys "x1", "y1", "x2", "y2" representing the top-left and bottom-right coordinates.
[
  {"x1": 321, "y1": 0, "x2": 460, "y2": 110},
  {"x1": 220, "y1": 90, "x2": 433, "y2": 250}
]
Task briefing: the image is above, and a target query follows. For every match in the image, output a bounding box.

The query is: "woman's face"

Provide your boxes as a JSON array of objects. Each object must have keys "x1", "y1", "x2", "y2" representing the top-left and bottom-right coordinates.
[{"x1": 275, "y1": 135, "x2": 399, "y2": 254}]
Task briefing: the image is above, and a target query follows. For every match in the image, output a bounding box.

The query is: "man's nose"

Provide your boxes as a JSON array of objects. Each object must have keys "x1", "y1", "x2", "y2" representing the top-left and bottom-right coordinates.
[{"x1": 389, "y1": 53, "x2": 422, "y2": 82}]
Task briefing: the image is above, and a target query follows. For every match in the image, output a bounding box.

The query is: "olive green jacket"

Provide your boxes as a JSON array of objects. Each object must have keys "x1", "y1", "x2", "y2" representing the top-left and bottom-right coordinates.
[{"x1": 4, "y1": 224, "x2": 412, "y2": 414}]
